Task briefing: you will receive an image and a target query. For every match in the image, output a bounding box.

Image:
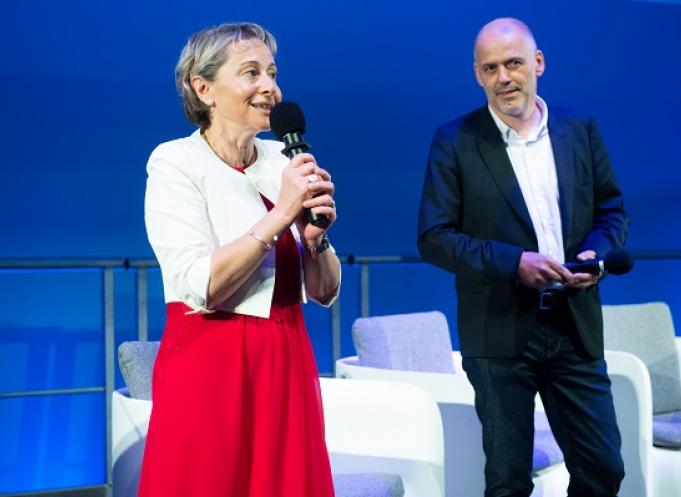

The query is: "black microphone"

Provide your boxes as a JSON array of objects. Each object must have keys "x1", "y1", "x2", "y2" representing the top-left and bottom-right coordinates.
[
  {"x1": 270, "y1": 101, "x2": 330, "y2": 229},
  {"x1": 564, "y1": 249, "x2": 634, "y2": 276}
]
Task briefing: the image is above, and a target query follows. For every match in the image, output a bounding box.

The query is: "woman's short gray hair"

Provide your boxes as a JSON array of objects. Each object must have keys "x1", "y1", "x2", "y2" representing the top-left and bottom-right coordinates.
[{"x1": 175, "y1": 22, "x2": 277, "y2": 129}]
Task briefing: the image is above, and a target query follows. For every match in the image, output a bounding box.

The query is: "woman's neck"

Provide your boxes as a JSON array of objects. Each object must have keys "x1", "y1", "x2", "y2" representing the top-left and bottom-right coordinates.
[{"x1": 203, "y1": 125, "x2": 257, "y2": 169}]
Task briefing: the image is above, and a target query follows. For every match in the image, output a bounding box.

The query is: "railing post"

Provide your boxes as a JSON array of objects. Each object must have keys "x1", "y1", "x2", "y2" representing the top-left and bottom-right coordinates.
[
  {"x1": 103, "y1": 267, "x2": 115, "y2": 497},
  {"x1": 360, "y1": 263, "x2": 370, "y2": 317},
  {"x1": 137, "y1": 268, "x2": 148, "y2": 342},
  {"x1": 331, "y1": 298, "x2": 341, "y2": 375}
]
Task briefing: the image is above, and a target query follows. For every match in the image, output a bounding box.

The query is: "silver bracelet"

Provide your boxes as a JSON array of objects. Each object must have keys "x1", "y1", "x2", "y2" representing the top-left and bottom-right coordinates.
[{"x1": 248, "y1": 230, "x2": 278, "y2": 250}]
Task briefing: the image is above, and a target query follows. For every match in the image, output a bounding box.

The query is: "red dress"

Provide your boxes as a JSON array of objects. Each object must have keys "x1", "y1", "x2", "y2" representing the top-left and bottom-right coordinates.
[{"x1": 138, "y1": 195, "x2": 335, "y2": 497}]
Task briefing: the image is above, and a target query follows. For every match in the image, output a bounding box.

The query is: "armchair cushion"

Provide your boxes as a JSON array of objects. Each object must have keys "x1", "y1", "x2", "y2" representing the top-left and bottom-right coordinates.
[
  {"x1": 533, "y1": 429, "x2": 565, "y2": 471},
  {"x1": 352, "y1": 311, "x2": 455, "y2": 373},
  {"x1": 332, "y1": 473, "x2": 404, "y2": 497},
  {"x1": 117, "y1": 341, "x2": 160, "y2": 400},
  {"x1": 653, "y1": 411, "x2": 681, "y2": 448}
]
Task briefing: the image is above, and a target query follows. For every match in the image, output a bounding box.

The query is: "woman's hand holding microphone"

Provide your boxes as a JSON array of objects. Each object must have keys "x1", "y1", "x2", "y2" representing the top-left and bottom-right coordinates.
[{"x1": 275, "y1": 153, "x2": 336, "y2": 251}]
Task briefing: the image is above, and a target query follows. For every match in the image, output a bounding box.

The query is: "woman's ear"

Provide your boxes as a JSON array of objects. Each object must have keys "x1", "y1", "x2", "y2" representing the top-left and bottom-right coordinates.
[{"x1": 191, "y1": 75, "x2": 214, "y2": 107}]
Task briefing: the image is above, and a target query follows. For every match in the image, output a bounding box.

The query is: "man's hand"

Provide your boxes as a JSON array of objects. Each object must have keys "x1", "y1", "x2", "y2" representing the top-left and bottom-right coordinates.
[
  {"x1": 518, "y1": 252, "x2": 577, "y2": 289},
  {"x1": 565, "y1": 250, "x2": 601, "y2": 289}
]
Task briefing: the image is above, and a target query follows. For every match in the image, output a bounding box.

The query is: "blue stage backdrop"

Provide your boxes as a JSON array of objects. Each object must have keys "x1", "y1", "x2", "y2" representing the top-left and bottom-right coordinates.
[{"x1": 1, "y1": 0, "x2": 680, "y2": 493}]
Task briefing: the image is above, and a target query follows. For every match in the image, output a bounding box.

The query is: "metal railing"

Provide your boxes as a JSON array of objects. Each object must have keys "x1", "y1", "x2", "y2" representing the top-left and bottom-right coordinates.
[
  {"x1": 0, "y1": 254, "x2": 417, "y2": 496},
  {"x1": 125, "y1": 255, "x2": 424, "y2": 367},
  {"x1": 0, "y1": 249, "x2": 679, "y2": 496},
  {"x1": 0, "y1": 259, "x2": 121, "y2": 497}
]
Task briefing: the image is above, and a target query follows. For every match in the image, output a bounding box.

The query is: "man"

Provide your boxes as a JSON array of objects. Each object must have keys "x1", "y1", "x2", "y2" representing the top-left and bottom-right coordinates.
[{"x1": 417, "y1": 18, "x2": 629, "y2": 497}]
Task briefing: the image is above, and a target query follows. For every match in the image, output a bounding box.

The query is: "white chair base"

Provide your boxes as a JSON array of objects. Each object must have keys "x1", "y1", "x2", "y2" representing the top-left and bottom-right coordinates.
[{"x1": 112, "y1": 378, "x2": 445, "y2": 497}]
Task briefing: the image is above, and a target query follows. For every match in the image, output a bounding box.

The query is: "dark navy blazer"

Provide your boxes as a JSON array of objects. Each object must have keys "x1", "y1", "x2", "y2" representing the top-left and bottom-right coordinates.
[{"x1": 417, "y1": 106, "x2": 629, "y2": 359}]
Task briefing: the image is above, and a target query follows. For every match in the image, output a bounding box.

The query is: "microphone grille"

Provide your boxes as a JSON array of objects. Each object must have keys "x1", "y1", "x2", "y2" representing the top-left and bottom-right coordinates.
[
  {"x1": 604, "y1": 249, "x2": 634, "y2": 275},
  {"x1": 270, "y1": 101, "x2": 306, "y2": 140}
]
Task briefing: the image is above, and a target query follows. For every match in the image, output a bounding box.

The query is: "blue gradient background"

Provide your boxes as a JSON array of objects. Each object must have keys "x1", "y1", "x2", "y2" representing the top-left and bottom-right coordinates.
[{"x1": 1, "y1": 0, "x2": 680, "y2": 492}]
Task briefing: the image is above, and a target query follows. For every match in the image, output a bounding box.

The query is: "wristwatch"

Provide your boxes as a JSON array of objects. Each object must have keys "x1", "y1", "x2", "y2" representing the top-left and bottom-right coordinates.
[{"x1": 309, "y1": 234, "x2": 330, "y2": 254}]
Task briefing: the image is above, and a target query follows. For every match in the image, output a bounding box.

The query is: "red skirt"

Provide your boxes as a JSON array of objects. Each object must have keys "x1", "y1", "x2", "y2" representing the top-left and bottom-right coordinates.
[{"x1": 137, "y1": 301, "x2": 335, "y2": 497}]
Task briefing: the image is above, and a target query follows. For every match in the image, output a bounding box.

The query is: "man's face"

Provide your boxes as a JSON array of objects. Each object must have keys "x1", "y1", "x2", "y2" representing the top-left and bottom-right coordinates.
[{"x1": 473, "y1": 29, "x2": 544, "y2": 120}]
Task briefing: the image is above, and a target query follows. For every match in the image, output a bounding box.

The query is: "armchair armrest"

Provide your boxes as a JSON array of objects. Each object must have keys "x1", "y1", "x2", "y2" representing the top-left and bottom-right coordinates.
[
  {"x1": 320, "y1": 378, "x2": 445, "y2": 497},
  {"x1": 605, "y1": 349, "x2": 654, "y2": 497},
  {"x1": 112, "y1": 389, "x2": 153, "y2": 497},
  {"x1": 335, "y1": 357, "x2": 484, "y2": 496},
  {"x1": 336, "y1": 356, "x2": 475, "y2": 404}
]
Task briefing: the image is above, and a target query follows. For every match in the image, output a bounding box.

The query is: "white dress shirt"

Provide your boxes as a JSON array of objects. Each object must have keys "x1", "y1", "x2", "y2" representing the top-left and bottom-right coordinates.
[
  {"x1": 144, "y1": 129, "x2": 338, "y2": 318},
  {"x1": 489, "y1": 97, "x2": 565, "y2": 264}
]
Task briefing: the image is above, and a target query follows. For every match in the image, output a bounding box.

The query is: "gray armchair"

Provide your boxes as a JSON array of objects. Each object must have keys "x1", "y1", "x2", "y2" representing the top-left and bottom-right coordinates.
[
  {"x1": 337, "y1": 310, "x2": 569, "y2": 497},
  {"x1": 603, "y1": 302, "x2": 681, "y2": 497}
]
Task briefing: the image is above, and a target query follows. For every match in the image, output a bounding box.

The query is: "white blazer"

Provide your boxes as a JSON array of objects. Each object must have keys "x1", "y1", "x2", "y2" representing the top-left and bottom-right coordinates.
[{"x1": 144, "y1": 129, "x2": 338, "y2": 318}]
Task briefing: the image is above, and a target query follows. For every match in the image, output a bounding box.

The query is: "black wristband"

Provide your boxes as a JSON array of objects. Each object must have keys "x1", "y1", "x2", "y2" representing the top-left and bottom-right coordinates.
[{"x1": 309, "y1": 234, "x2": 330, "y2": 254}]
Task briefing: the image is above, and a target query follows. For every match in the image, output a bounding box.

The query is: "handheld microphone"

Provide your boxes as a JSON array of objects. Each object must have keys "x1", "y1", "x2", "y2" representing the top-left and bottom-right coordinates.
[
  {"x1": 270, "y1": 101, "x2": 330, "y2": 229},
  {"x1": 564, "y1": 249, "x2": 634, "y2": 276}
]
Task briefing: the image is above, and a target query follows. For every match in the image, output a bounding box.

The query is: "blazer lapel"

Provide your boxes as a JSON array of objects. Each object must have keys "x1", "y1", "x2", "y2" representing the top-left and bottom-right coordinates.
[
  {"x1": 548, "y1": 116, "x2": 576, "y2": 246},
  {"x1": 474, "y1": 109, "x2": 534, "y2": 234}
]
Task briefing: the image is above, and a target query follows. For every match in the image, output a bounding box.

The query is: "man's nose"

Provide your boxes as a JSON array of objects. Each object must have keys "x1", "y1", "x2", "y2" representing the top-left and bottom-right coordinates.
[{"x1": 497, "y1": 66, "x2": 511, "y2": 84}]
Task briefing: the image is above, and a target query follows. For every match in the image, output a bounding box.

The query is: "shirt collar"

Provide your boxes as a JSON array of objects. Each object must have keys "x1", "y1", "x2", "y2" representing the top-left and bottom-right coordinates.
[{"x1": 488, "y1": 96, "x2": 549, "y2": 144}]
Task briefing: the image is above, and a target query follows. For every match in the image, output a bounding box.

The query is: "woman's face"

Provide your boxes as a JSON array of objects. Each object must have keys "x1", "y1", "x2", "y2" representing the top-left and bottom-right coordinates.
[{"x1": 204, "y1": 39, "x2": 282, "y2": 133}]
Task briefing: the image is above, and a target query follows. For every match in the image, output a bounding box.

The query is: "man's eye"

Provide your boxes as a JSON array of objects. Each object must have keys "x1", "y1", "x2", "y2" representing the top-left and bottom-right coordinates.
[{"x1": 483, "y1": 66, "x2": 495, "y2": 73}]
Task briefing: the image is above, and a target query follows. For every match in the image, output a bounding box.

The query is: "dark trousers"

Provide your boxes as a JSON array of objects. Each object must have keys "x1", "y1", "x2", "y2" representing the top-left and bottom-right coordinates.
[{"x1": 462, "y1": 309, "x2": 625, "y2": 497}]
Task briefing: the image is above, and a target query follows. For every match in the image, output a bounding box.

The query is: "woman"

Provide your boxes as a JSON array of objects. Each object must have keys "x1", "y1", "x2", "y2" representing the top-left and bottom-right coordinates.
[{"x1": 139, "y1": 22, "x2": 340, "y2": 497}]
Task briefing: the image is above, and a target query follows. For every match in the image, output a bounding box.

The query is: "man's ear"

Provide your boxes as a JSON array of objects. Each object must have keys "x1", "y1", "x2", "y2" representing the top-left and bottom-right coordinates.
[
  {"x1": 535, "y1": 50, "x2": 545, "y2": 77},
  {"x1": 473, "y1": 62, "x2": 484, "y2": 87}
]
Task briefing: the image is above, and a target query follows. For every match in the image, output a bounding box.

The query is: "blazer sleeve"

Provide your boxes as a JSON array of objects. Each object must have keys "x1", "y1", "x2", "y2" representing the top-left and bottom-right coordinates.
[
  {"x1": 144, "y1": 145, "x2": 215, "y2": 311},
  {"x1": 417, "y1": 125, "x2": 523, "y2": 282},
  {"x1": 579, "y1": 119, "x2": 630, "y2": 257}
]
